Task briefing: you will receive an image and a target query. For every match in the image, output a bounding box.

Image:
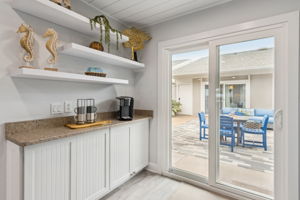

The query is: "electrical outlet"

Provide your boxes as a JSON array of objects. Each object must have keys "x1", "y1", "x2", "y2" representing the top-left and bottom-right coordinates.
[
  {"x1": 64, "y1": 101, "x2": 73, "y2": 113},
  {"x1": 50, "y1": 103, "x2": 64, "y2": 115}
]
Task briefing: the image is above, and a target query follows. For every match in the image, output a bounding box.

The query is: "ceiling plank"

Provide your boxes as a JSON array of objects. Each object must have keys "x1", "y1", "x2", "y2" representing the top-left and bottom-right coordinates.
[
  {"x1": 121, "y1": 0, "x2": 196, "y2": 22},
  {"x1": 113, "y1": 0, "x2": 170, "y2": 19},
  {"x1": 91, "y1": 0, "x2": 121, "y2": 9},
  {"x1": 98, "y1": 0, "x2": 145, "y2": 14},
  {"x1": 133, "y1": 0, "x2": 230, "y2": 27},
  {"x1": 82, "y1": 0, "x2": 231, "y2": 28}
]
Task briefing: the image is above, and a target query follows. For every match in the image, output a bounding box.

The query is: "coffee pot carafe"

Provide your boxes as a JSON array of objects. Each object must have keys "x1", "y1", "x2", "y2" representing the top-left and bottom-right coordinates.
[
  {"x1": 86, "y1": 98, "x2": 97, "y2": 123},
  {"x1": 74, "y1": 99, "x2": 86, "y2": 124}
]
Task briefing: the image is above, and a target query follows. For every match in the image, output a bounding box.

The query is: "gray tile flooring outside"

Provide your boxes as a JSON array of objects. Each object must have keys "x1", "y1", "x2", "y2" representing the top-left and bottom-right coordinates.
[
  {"x1": 172, "y1": 117, "x2": 274, "y2": 196},
  {"x1": 173, "y1": 118, "x2": 273, "y2": 172}
]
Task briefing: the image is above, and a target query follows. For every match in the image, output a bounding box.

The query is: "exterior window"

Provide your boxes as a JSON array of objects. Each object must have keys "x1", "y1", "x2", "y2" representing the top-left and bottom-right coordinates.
[{"x1": 225, "y1": 84, "x2": 246, "y2": 108}]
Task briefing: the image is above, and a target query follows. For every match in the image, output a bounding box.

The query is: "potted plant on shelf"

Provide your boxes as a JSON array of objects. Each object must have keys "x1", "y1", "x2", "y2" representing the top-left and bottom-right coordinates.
[
  {"x1": 172, "y1": 100, "x2": 182, "y2": 116},
  {"x1": 89, "y1": 15, "x2": 122, "y2": 53}
]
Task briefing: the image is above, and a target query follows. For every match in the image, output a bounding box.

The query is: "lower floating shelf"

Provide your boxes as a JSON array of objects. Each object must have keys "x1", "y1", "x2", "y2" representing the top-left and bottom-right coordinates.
[{"x1": 11, "y1": 68, "x2": 129, "y2": 85}]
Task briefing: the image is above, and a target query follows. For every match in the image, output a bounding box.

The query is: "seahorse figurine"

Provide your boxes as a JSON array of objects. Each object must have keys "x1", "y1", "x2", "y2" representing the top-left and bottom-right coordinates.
[
  {"x1": 17, "y1": 24, "x2": 34, "y2": 67},
  {"x1": 50, "y1": 0, "x2": 62, "y2": 6},
  {"x1": 63, "y1": 0, "x2": 71, "y2": 9},
  {"x1": 43, "y1": 28, "x2": 58, "y2": 70}
]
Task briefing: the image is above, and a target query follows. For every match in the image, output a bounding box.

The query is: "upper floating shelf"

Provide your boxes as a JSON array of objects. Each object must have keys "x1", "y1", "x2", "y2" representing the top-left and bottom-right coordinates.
[
  {"x1": 59, "y1": 43, "x2": 145, "y2": 69},
  {"x1": 11, "y1": 0, "x2": 128, "y2": 43}
]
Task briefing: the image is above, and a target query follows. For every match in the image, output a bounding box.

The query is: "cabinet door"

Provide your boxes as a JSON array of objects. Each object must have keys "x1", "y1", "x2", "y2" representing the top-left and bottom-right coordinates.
[
  {"x1": 130, "y1": 120, "x2": 150, "y2": 174},
  {"x1": 110, "y1": 125, "x2": 131, "y2": 189},
  {"x1": 24, "y1": 138, "x2": 71, "y2": 200},
  {"x1": 71, "y1": 129, "x2": 109, "y2": 200}
]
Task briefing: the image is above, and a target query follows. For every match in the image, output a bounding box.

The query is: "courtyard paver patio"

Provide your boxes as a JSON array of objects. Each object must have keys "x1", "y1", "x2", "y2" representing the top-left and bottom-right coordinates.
[{"x1": 172, "y1": 115, "x2": 274, "y2": 196}]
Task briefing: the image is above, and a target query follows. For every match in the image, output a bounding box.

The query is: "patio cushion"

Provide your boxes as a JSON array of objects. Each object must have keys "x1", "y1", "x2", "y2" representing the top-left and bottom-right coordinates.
[
  {"x1": 255, "y1": 109, "x2": 274, "y2": 117},
  {"x1": 268, "y1": 117, "x2": 274, "y2": 124},
  {"x1": 249, "y1": 116, "x2": 274, "y2": 124},
  {"x1": 237, "y1": 108, "x2": 255, "y2": 116},
  {"x1": 241, "y1": 127, "x2": 264, "y2": 134},
  {"x1": 222, "y1": 107, "x2": 237, "y2": 114}
]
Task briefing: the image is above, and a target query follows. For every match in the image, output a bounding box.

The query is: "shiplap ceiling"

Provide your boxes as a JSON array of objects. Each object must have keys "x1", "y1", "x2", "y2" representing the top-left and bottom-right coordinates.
[{"x1": 82, "y1": 0, "x2": 232, "y2": 28}]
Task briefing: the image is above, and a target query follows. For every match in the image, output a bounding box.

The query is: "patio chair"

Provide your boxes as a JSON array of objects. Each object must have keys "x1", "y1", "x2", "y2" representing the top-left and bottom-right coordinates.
[
  {"x1": 241, "y1": 115, "x2": 269, "y2": 151},
  {"x1": 198, "y1": 112, "x2": 208, "y2": 140},
  {"x1": 220, "y1": 116, "x2": 235, "y2": 152}
]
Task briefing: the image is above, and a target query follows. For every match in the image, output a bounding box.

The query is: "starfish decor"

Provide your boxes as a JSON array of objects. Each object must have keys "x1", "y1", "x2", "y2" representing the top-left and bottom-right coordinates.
[{"x1": 122, "y1": 27, "x2": 151, "y2": 61}]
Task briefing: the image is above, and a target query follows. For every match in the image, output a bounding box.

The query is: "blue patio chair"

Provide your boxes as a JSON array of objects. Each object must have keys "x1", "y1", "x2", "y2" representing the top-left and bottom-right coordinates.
[
  {"x1": 241, "y1": 115, "x2": 269, "y2": 151},
  {"x1": 198, "y1": 112, "x2": 208, "y2": 140},
  {"x1": 220, "y1": 116, "x2": 235, "y2": 152}
]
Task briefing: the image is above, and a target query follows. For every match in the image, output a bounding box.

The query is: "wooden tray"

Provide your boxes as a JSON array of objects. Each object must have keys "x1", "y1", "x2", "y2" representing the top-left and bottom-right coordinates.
[
  {"x1": 85, "y1": 72, "x2": 106, "y2": 77},
  {"x1": 65, "y1": 120, "x2": 113, "y2": 129}
]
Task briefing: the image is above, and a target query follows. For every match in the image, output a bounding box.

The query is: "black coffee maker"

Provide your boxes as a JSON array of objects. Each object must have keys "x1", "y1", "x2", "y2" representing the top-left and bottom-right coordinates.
[{"x1": 116, "y1": 96, "x2": 134, "y2": 120}]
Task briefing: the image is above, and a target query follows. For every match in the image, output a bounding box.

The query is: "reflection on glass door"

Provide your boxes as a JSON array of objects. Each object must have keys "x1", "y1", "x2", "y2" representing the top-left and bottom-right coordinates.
[
  {"x1": 216, "y1": 37, "x2": 274, "y2": 197},
  {"x1": 171, "y1": 46, "x2": 209, "y2": 180}
]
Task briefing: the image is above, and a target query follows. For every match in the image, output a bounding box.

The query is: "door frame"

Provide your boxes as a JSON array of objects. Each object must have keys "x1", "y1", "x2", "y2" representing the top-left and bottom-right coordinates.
[{"x1": 157, "y1": 11, "x2": 299, "y2": 200}]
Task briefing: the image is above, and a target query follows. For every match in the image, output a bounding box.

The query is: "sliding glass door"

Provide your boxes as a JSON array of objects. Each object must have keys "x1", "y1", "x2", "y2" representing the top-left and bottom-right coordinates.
[
  {"x1": 214, "y1": 37, "x2": 274, "y2": 197},
  {"x1": 169, "y1": 29, "x2": 279, "y2": 199},
  {"x1": 170, "y1": 46, "x2": 210, "y2": 180}
]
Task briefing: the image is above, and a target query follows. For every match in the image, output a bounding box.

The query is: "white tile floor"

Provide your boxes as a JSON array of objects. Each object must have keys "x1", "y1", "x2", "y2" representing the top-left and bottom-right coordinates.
[{"x1": 102, "y1": 171, "x2": 233, "y2": 200}]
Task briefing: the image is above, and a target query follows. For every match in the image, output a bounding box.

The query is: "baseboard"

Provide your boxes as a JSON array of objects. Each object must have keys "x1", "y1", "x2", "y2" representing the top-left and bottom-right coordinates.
[{"x1": 146, "y1": 162, "x2": 161, "y2": 174}]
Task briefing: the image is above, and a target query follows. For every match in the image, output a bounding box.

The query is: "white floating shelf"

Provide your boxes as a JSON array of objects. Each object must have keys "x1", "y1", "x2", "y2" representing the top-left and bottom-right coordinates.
[
  {"x1": 11, "y1": 68, "x2": 129, "y2": 85},
  {"x1": 59, "y1": 43, "x2": 145, "y2": 69},
  {"x1": 11, "y1": 0, "x2": 128, "y2": 43}
]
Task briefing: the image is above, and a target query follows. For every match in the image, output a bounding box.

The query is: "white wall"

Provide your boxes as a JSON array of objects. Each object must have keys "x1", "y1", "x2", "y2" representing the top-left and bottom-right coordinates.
[
  {"x1": 250, "y1": 74, "x2": 273, "y2": 109},
  {"x1": 0, "y1": 1, "x2": 133, "y2": 199},
  {"x1": 135, "y1": 0, "x2": 300, "y2": 173},
  {"x1": 192, "y1": 79, "x2": 201, "y2": 115}
]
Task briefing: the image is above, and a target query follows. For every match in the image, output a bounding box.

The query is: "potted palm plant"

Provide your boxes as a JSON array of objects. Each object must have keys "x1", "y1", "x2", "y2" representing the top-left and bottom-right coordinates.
[{"x1": 172, "y1": 100, "x2": 182, "y2": 116}]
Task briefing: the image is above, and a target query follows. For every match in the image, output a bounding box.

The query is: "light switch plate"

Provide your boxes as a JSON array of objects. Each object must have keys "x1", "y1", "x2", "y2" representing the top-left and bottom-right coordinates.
[
  {"x1": 64, "y1": 101, "x2": 73, "y2": 113},
  {"x1": 51, "y1": 103, "x2": 64, "y2": 115}
]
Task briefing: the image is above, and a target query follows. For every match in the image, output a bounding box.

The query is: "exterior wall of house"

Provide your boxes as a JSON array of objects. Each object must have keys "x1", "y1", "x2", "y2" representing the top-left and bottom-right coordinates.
[
  {"x1": 250, "y1": 74, "x2": 273, "y2": 109},
  {"x1": 173, "y1": 73, "x2": 274, "y2": 116},
  {"x1": 172, "y1": 78, "x2": 193, "y2": 115},
  {"x1": 192, "y1": 79, "x2": 201, "y2": 115}
]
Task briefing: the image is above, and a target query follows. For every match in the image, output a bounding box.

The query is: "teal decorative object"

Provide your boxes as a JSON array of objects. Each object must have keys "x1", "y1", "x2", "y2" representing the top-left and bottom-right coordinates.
[{"x1": 85, "y1": 67, "x2": 106, "y2": 77}]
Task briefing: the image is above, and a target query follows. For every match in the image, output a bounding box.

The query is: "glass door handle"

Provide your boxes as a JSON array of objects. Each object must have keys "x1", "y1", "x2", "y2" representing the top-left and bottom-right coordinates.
[{"x1": 274, "y1": 109, "x2": 283, "y2": 130}]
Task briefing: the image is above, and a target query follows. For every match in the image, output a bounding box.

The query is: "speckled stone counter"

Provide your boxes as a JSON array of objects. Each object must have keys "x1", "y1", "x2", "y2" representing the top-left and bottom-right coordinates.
[{"x1": 5, "y1": 110, "x2": 153, "y2": 147}]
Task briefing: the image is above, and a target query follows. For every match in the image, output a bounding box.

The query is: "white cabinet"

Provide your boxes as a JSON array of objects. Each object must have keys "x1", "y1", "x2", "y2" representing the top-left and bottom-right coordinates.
[
  {"x1": 109, "y1": 125, "x2": 131, "y2": 189},
  {"x1": 24, "y1": 138, "x2": 71, "y2": 200},
  {"x1": 130, "y1": 120, "x2": 149, "y2": 174},
  {"x1": 110, "y1": 119, "x2": 150, "y2": 189},
  {"x1": 24, "y1": 119, "x2": 150, "y2": 200},
  {"x1": 71, "y1": 129, "x2": 109, "y2": 200}
]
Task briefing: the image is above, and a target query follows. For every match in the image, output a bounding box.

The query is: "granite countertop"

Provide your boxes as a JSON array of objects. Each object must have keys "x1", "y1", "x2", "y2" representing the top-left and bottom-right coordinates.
[{"x1": 5, "y1": 110, "x2": 152, "y2": 147}]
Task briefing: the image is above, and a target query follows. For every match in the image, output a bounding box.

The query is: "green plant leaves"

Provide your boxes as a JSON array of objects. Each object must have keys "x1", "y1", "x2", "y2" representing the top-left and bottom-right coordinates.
[{"x1": 89, "y1": 15, "x2": 122, "y2": 53}]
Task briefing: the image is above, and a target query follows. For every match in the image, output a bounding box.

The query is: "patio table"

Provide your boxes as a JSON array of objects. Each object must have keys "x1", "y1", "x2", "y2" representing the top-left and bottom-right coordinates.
[{"x1": 226, "y1": 115, "x2": 251, "y2": 145}]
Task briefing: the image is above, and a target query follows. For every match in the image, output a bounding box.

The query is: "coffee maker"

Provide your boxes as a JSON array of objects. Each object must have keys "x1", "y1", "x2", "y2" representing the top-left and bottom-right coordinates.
[{"x1": 116, "y1": 96, "x2": 134, "y2": 120}]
